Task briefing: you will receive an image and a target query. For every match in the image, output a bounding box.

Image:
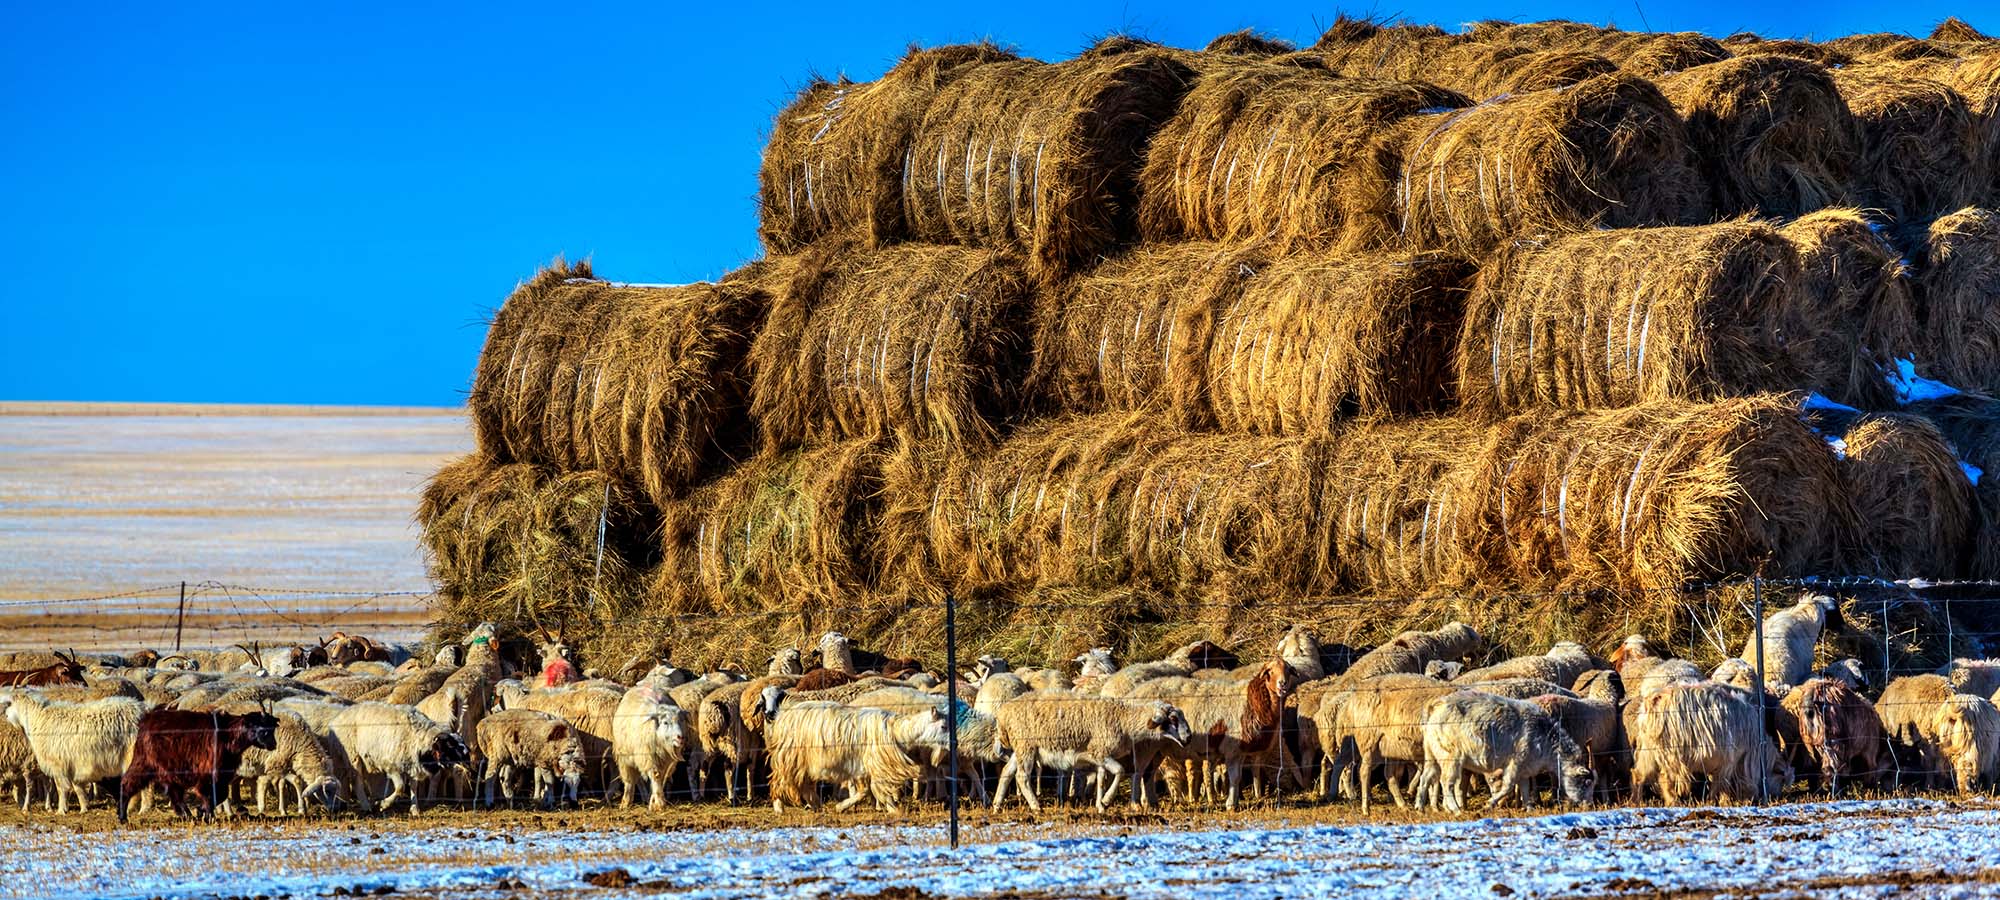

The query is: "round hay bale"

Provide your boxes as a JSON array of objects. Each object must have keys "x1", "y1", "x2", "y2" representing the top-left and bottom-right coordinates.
[
  {"x1": 1924, "y1": 53, "x2": 2000, "y2": 208},
  {"x1": 1912, "y1": 207, "x2": 2000, "y2": 393},
  {"x1": 1451, "y1": 47, "x2": 1619, "y2": 98},
  {"x1": 1457, "y1": 221, "x2": 1812, "y2": 415},
  {"x1": 1320, "y1": 417, "x2": 1487, "y2": 592},
  {"x1": 1932, "y1": 17, "x2": 1994, "y2": 46},
  {"x1": 758, "y1": 43, "x2": 1017, "y2": 254},
  {"x1": 1474, "y1": 20, "x2": 1612, "y2": 49},
  {"x1": 1382, "y1": 73, "x2": 1707, "y2": 255},
  {"x1": 1823, "y1": 33, "x2": 1949, "y2": 62},
  {"x1": 1617, "y1": 32, "x2": 1732, "y2": 76},
  {"x1": 654, "y1": 438, "x2": 888, "y2": 615},
  {"x1": 418, "y1": 455, "x2": 653, "y2": 639},
  {"x1": 748, "y1": 243, "x2": 1034, "y2": 453},
  {"x1": 1656, "y1": 56, "x2": 1860, "y2": 217},
  {"x1": 1035, "y1": 242, "x2": 1260, "y2": 426},
  {"x1": 1778, "y1": 209, "x2": 1918, "y2": 409},
  {"x1": 1312, "y1": 25, "x2": 1463, "y2": 78},
  {"x1": 1911, "y1": 395, "x2": 2000, "y2": 578},
  {"x1": 1206, "y1": 251, "x2": 1474, "y2": 432},
  {"x1": 1839, "y1": 414, "x2": 1976, "y2": 578},
  {"x1": 467, "y1": 260, "x2": 766, "y2": 504},
  {"x1": 1835, "y1": 70, "x2": 1985, "y2": 223},
  {"x1": 1204, "y1": 29, "x2": 1295, "y2": 57},
  {"x1": 1136, "y1": 61, "x2": 1467, "y2": 251},
  {"x1": 902, "y1": 49, "x2": 1195, "y2": 287},
  {"x1": 1728, "y1": 39, "x2": 1853, "y2": 67}
]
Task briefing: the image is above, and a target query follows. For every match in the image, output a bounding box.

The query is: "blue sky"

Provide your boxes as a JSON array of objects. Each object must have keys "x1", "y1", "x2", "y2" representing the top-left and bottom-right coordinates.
[{"x1": 0, "y1": 2, "x2": 1977, "y2": 406}]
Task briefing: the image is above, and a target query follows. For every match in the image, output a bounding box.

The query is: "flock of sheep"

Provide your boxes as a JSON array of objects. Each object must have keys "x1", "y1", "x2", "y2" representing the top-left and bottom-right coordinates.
[{"x1": 2, "y1": 594, "x2": 1999, "y2": 822}]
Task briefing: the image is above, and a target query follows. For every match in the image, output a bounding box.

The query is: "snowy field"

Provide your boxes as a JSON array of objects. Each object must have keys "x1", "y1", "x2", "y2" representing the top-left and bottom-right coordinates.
[{"x1": 5, "y1": 799, "x2": 1998, "y2": 899}]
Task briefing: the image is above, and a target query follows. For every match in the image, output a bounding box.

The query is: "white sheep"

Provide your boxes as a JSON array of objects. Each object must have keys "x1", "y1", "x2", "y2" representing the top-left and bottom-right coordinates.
[
  {"x1": 1626, "y1": 680, "x2": 1772, "y2": 804},
  {"x1": 233, "y1": 710, "x2": 343, "y2": 816},
  {"x1": 327, "y1": 701, "x2": 470, "y2": 815},
  {"x1": 475, "y1": 708, "x2": 584, "y2": 809},
  {"x1": 1453, "y1": 641, "x2": 1597, "y2": 689},
  {"x1": 1276, "y1": 625, "x2": 1326, "y2": 682},
  {"x1": 1341, "y1": 623, "x2": 1481, "y2": 683},
  {"x1": 612, "y1": 677, "x2": 688, "y2": 808},
  {"x1": 1739, "y1": 594, "x2": 1837, "y2": 688},
  {"x1": 1877, "y1": 674, "x2": 1955, "y2": 786},
  {"x1": 990, "y1": 694, "x2": 1192, "y2": 812},
  {"x1": 1932, "y1": 693, "x2": 2000, "y2": 793},
  {"x1": 0, "y1": 715, "x2": 42, "y2": 810},
  {"x1": 974, "y1": 673, "x2": 1031, "y2": 717},
  {"x1": 0, "y1": 691, "x2": 144, "y2": 813},
  {"x1": 1322, "y1": 673, "x2": 1458, "y2": 811},
  {"x1": 1417, "y1": 690, "x2": 1593, "y2": 811},
  {"x1": 765, "y1": 701, "x2": 950, "y2": 812},
  {"x1": 1944, "y1": 659, "x2": 2000, "y2": 699}
]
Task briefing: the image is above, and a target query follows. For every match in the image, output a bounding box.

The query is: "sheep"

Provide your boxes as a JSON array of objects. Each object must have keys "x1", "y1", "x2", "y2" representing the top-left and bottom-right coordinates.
[
  {"x1": 1098, "y1": 659, "x2": 1195, "y2": 699},
  {"x1": 1461, "y1": 678, "x2": 1577, "y2": 701},
  {"x1": 1531, "y1": 692, "x2": 1622, "y2": 801},
  {"x1": 511, "y1": 684, "x2": 624, "y2": 794},
  {"x1": 990, "y1": 694, "x2": 1192, "y2": 812},
  {"x1": 1424, "y1": 661, "x2": 1464, "y2": 681},
  {"x1": 1626, "y1": 680, "x2": 1772, "y2": 804},
  {"x1": 475, "y1": 708, "x2": 585, "y2": 809},
  {"x1": 1275, "y1": 626, "x2": 1326, "y2": 682},
  {"x1": 696, "y1": 676, "x2": 792, "y2": 802},
  {"x1": 848, "y1": 687, "x2": 1002, "y2": 802},
  {"x1": 1945, "y1": 659, "x2": 2000, "y2": 699},
  {"x1": 1782, "y1": 677, "x2": 1889, "y2": 794},
  {"x1": 0, "y1": 716, "x2": 41, "y2": 809},
  {"x1": 1877, "y1": 674, "x2": 1955, "y2": 786},
  {"x1": 760, "y1": 676, "x2": 909, "y2": 723},
  {"x1": 1453, "y1": 641, "x2": 1599, "y2": 689},
  {"x1": 1018, "y1": 667, "x2": 1071, "y2": 693},
  {"x1": 1070, "y1": 647, "x2": 1117, "y2": 693},
  {"x1": 326, "y1": 701, "x2": 471, "y2": 814},
  {"x1": 816, "y1": 632, "x2": 921, "y2": 676},
  {"x1": 117, "y1": 708, "x2": 279, "y2": 822},
  {"x1": 1320, "y1": 673, "x2": 1458, "y2": 811},
  {"x1": 324, "y1": 631, "x2": 411, "y2": 667},
  {"x1": 612, "y1": 676, "x2": 689, "y2": 808},
  {"x1": 1610, "y1": 637, "x2": 1704, "y2": 699},
  {"x1": 1932, "y1": 694, "x2": 2000, "y2": 793},
  {"x1": 1740, "y1": 594, "x2": 1839, "y2": 688},
  {"x1": 767, "y1": 648, "x2": 806, "y2": 677},
  {"x1": 234, "y1": 710, "x2": 344, "y2": 815},
  {"x1": 1128, "y1": 661, "x2": 1296, "y2": 810},
  {"x1": 0, "y1": 692, "x2": 144, "y2": 813},
  {"x1": 974, "y1": 673, "x2": 1031, "y2": 717},
  {"x1": 766, "y1": 701, "x2": 950, "y2": 812},
  {"x1": 1711, "y1": 658, "x2": 1760, "y2": 691},
  {"x1": 1340, "y1": 623, "x2": 1481, "y2": 683},
  {"x1": 796, "y1": 668, "x2": 862, "y2": 691},
  {"x1": 1821, "y1": 658, "x2": 1869, "y2": 693},
  {"x1": 1418, "y1": 690, "x2": 1593, "y2": 812}
]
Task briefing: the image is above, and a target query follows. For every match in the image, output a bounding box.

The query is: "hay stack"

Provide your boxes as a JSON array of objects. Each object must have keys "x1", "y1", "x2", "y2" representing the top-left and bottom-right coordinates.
[
  {"x1": 418, "y1": 455, "x2": 653, "y2": 638},
  {"x1": 1383, "y1": 73, "x2": 1707, "y2": 255},
  {"x1": 1910, "y1": 395, "x2": 2000, "y2": 579},
  {"x1": 1656, "y1": 56, "x2": 1860, "y2": 217},
  {"x1": 1835, "y1": 70, "x2": 1984, "y2": 223},
  {"x1": 1779, "y1": 209, "x2": 1917, "y2": 408},
  {"x1": 902, "y1": 49, "x2": 1195, "y2": 286},
  {"x1": 915, "y1": 413, "x2": 1331, "y2": 597},
  {"x1": 749, "y1": 243, "x2": 1033, "y2": 452},
  {"x1": 1838, "y1": 414, "x2": 1975, "y2": 578},
  {"x1": 466, "y1": 260, "x2": 765, "y2": 504},
  {"x1": 758, "y1": 44, "x2": 1017, "y2": 253},
  {"x1": 1319, "y1": 417, "x2": 1487, "y2": 591},
  {"x1": 1136, "y1": 61, "x2": 1466, "y2": 251},
  {"x1": 1457, "y1": 221, "x2": 1813, "y2": 414},
  {"x1": 654, "y1": 438, "x2": 888, "y2": 616},
  {"x1": 1912, "y1": 208, "x2": 2000, "y2": 393},
  {"x1": 1932, "y1": 17, "x2": 1995, "y2": 46},
  {"x1": 1727, "y1": 38, "x2": 1853, "y2": 67},
  {"x1": 1206, "y1": 251, "x2": 1474, "y2": 431},
  {"x1": 1034, "y1": 242, "x2": 1258, "y2": 425}
]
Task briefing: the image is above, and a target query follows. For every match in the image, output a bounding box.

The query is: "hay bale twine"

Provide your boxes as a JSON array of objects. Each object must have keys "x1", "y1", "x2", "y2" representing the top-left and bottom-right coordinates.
[
  {"x1": 1912, "y1": 207, "x2": 2000, "y2": 392},
  {"x1": 418, "y1": 455, "x2": 653, "y2": 637},
  {"x1": 1206, "y1": 251, "x2": 1474, "y2": 432},
  {"x1": 1778, "y1": 209, "x2": 1917, "y2": 409},
  {"x1": 1835, "y1": 70, "x2": 1984, "y2": 223},
  {"x1": 1136, "y1": 61, "x2": 1466, "y2": 251},
  {"x1": 1656, "y1": 56, "x2": 1860, "y2": 217},
  {"x1": 758, "y1": 43, "x2": 1017, "y2": 254},
  {"x1": 1382, "y1": 73, "x2": 1707, "y2": 255},
  {"x1": 466, "y1": 260, "x2": 765, "y2": 504},
  {"x1": 1838, "y1": 414, "x2": 1976, "y2": 578},
  {"x1": 748, "y1": 243, "x2": 1033, "y2": 453},
  {"x1": 902, "y1": 49, "x2": 1195, "y2": 287},
  {"x1": 1457, "y1": 221, "x2": 1812, "y2": 415}
]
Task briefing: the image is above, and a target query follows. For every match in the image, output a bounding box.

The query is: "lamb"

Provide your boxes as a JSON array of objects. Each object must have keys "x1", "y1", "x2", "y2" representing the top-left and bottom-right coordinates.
[
  {"x1": 1740, "y1": 594, "x2": 1839, "y2": 688},
  {"x1": 1418, "y1": 690, "x2": 1593, "y2": 811},
  {"x1": 1877, "y1": 674, "x2": 1955, "y2": 787},
  {"x1": 611, "y1": 675, "x2": 689, "y2": 808},
  {"x1": 990, "y1": 694, "x2": 1191, "y2": 812},
  {"x1": 233, "y1": 710, "x2": 344, "y2": 815},
  {"x1": 1782, "y1": 677, "x2": 1888, "y2": 794},
  {"x1": 974, "y1": 673, "x2": 1031, "y2": 717},
  {"x1": 117, "y1": 708, "x2": 279, "y2": 822},
  {"x1": 1320, "y1": 673, "x2": 1458, "y2": 811},
  {"x1": 1944, "y1": 659, "x2": 2000, "y2": 699},
  {"x1": 1127, "y1": 661, "x2": 1296, "y2": 810},
  {"x1": 326, "y1": 701, "x2": 471, "y2": 814},
  {"x1": 0, "y1": 692, "x2": 144, "y2": 813},
  {"x1": 475, "y1": 708, "x2": 584, "y2": 809},
  {"x1": 1453, "y1": 641, "x2": 1598, "y2": 689},
  {"x1": 1340, "y1": 623, "x2": 1481, "y2": 683},
  {"x1": 1626, "y1": 680, "x2": 1772, "y2": 804},
  {"x1": 1932, "y1": 694, "x2": 2000, "y2": 793},
  {"x1": 765, "y1": 701, "x2": 950, "y2": 812},
  {"x1": 766, "y1": 648, "x2": 806, "y2": 677}
]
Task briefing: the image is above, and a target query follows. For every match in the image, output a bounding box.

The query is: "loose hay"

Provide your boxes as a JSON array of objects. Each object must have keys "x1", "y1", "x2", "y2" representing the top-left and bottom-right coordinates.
[
  {"x1": 902, "y1": 49, "x2": 1195, "y2": 286},
  {"x1": 1379, "y1": 74, "x2": 1708, "y2": 255},
  {"x1": 1136, "y1": 61, "x2": 1467, "y2": 251},
  {"x1": 1457, "y1": 221, "x2": 1814, "y2": 414},
  {"x1": 467, "y1": 260, "x2": 765, "y2": 504},
  {"x1": 758, "y1": 43, "x2": 1018, "y2": 253},
  {"x1": 1835, "y1": 69, "x2": 1985, "y2": 223},
  {"x1": 1656, "y1": 56, "x2": 1860, "y2": 218},
  {"x1": 1203, "y1": 30, "x2": 1295, "y2": 57},
  {"x1": 1838, "y1": 414, "x2": 1975, "y2": 578},
  {"x1": 1778, "y1": 209, "x2": 1918, "y2": 409},
  {"x1": 1911, "y1": 207, "x2": 2000, "y2": 393},
  {"x1": 749, "y1": 243, "x2": 1034, "y2": 452}
]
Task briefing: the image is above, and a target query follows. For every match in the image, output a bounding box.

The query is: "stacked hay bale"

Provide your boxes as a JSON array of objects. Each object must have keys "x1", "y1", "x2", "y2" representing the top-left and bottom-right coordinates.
[{"x1": 423, "y1": 18, "x2": 2000, "y2": 667}]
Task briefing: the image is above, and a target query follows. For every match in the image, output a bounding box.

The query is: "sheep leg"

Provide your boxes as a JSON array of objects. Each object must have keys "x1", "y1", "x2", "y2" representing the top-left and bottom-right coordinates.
[
  {"x1": 1385, "y1": 760, "x2": 1412, "y2": 809},
  {"x1": 991, "y1": 756, "x2": 1017, "y2": 810},
  {"x1": 1095, "y1": 757, "x2": 1125, "y2": 812},
  {"x1": 618, "y1": 762, "x2": 637, "y2": 809},
  {"x1": 1356, "y1": 746, "x2": 1378, "y2": 814},
  {"x1": 1223, "y1": 759, "x2": 1243, "y2": 812}
]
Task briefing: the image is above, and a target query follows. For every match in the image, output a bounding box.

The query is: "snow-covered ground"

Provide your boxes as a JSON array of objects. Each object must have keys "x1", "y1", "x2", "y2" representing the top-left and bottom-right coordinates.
[{"x1": 5, "y1": 799, "x2": 1999, "y2": 899}]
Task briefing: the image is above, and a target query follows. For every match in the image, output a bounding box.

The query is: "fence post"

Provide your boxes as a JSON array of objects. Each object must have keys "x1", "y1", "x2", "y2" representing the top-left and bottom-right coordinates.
[
  {"x1": 1752, "y1": 576, "x2": 1767, "y2": 803},
  {"x1": 944, "y1": 590, "x2": 960, "y2": 851},
  {"x1": 173, "y1": 581, "x2": 188, "y2": 652}
]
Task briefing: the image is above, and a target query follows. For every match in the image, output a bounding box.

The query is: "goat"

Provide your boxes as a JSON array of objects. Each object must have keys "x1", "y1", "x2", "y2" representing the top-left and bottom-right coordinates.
[
  {"x1": 117, "y1": 708, "x2": 279, "y2": 822},
  {"x1": 0, "y1": 651, "x2": 85, "y2": 688}
]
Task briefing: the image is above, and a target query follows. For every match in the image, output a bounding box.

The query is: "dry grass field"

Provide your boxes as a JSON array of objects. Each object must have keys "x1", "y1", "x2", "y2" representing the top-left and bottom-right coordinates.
[{"x1": 0, "y1": 403, "x2": 468, "y2": 651}]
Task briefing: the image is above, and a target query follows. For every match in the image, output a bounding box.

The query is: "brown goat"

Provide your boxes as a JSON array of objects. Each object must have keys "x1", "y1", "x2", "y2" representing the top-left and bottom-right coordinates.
[
  {"x1": 1783, "y1": 677, "x2": 1888, "y2": 794},
  {"x1": 0, "y1": 651, "x2": 85, "y2": 688},
  {"x1": 118, "y1": 708, "x2": 279, "y2": 822}
]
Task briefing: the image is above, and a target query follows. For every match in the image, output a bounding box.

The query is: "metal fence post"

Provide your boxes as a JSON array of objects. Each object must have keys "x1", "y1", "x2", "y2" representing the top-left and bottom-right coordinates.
[
  {"x1": 1751, "y1": 576, "x2": 1768, "y2": 803},
  {"x1": 172, "y1": 581, "x2": 188, "y2": 652},
  {"x1": 944, "y1": 590, "x2": 960, "y2": 850}
]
